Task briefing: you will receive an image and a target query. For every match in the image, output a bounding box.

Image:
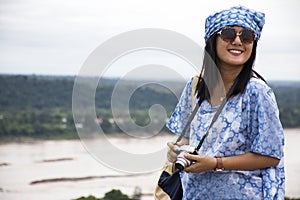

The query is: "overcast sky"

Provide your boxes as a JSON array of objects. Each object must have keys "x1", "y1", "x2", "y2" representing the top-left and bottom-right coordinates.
[{"x1": 0, "y1": 0, "x2": 299, "y2": 80}]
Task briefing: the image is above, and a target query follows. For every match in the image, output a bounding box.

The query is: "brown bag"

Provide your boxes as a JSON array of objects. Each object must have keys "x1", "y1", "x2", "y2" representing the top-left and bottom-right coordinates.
[
  {"x1": 154, "y1": 162, "x2": 175, "y2": 200},
  {"x1": 154, "y1": 76, "x2": 199, "y2": 200}
]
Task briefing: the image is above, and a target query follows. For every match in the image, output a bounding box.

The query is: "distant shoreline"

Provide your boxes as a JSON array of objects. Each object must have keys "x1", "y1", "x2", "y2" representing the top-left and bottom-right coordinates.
[
  {"x1": 0, "y1": 129, "x2": 298, "y2": 145},
  {"x1": 0, "y1": 131, "x2": 175, "y2": 144}
]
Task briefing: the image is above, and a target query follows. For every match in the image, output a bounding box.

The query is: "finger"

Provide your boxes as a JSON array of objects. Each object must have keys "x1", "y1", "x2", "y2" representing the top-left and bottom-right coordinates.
[
  {"x1": 168, "y1": 149, "x2": 178, "y2": 158},
  {"x1": 167, "y1": 142, "x2": 174, "y2": 149},
  {"x1": 184, "y1": 153, "x2": 199, "y2": 161},
  {"x1": 167, "y1": 154, "x2": 176, "y2": 163},
  {"x1": 167, "y1": 149, "x2": 178, "y2": 162},
  {"x1": 183, "y1": 163, "x2": 197, "y2": 173},
  {"x1": 167, "y1": 142, "x2": 180, "y2": 152}
]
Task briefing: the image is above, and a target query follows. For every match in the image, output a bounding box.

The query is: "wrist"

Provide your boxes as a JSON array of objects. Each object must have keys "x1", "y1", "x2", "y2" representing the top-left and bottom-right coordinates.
[{"x1": 214, "y1": 156, "x2": 224, "y2": 171}]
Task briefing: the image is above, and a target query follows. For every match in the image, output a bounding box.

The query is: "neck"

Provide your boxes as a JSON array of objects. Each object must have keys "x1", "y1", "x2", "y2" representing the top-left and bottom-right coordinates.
[
  {"x1": 218, "y1": 63, "x2": 242, "y2": 93},
  {"x1": 209, "y1": 62, "x2": 242, "y2": 106}
]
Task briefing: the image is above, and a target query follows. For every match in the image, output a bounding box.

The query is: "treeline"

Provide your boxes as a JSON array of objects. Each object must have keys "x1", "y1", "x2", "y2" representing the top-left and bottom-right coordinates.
[
  {"x1": 272, "y1": 82, "x2": 300, "y2": 127},
  {"x1": 74, "y1": 189, "x2": 141, "y2": 200},
  {"x1": 0, "y1": 75, "x2": 179, "y2": 139},
  {"x1": 0, "y1": 75, "x2": 299, "y2": 139}
]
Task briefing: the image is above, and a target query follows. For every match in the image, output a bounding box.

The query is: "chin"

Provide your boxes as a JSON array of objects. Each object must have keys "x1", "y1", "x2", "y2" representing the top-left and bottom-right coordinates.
[{"x1": 226, "y1": 60, "x2": 246, "y2": 67}]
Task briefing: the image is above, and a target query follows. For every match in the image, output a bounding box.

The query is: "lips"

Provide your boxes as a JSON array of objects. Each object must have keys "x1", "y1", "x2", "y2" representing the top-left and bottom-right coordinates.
[{"x1": 228, "y1": 49, "x2": 244, "y2": 55}]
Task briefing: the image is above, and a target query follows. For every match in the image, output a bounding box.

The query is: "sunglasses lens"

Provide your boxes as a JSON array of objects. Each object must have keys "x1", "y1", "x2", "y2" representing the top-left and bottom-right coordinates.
[
  {"x1": 241, "y1": 29, "x2": 256, "y2": 43},
  {"x1": 220, "y1": 28, "x2": 236, "y2": 42},
  {"x1": 219, "y1": 27, "x2": 256, "y2": 43}
]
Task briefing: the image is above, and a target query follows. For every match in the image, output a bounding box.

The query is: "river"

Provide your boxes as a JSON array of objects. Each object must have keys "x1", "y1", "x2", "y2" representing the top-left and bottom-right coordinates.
[{"x1": 0, "y1": 129, "x2": 299, "y2": 199}]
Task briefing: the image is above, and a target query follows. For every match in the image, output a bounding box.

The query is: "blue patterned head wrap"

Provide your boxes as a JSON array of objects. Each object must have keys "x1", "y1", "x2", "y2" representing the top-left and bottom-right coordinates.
[{"x1": 204, "y1": 6, "x2": 265, "y2": 41}]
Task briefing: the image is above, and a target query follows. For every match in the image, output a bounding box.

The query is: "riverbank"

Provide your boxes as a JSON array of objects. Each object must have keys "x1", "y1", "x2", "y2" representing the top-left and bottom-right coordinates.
[
  {"x1": 1, "y1": 128, "x2": 299, "y2": 143},
  {"x1": 0, "y1": 129, "x2": 299, "y2": 199}
]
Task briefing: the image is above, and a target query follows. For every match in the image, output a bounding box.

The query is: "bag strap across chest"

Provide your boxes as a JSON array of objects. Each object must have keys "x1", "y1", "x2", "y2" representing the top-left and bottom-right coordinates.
[{"x1": 175, "y1": 77, "x2": 238, "y2": 152}]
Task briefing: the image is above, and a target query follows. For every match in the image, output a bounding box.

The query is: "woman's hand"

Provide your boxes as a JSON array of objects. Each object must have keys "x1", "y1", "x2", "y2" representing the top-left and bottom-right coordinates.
[
  {"x1": 166, "y1": 142, "x2": 180, "y2": 163},
  {"x1": 166, "y1": 137, "x2": 189, "y2": 163},
  {"x1": 183, "y1": 154, "x2": 217, "y2": 173}
]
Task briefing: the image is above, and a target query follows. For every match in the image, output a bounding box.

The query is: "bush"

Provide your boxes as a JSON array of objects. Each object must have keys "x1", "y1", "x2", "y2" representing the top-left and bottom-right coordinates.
[{"x1": 73, "y1": 189, "x2": 138, "y2": 200}]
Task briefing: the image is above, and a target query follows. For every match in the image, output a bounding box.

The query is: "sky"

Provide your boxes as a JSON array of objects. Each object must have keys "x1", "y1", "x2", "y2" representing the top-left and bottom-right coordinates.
[{"x1": 0, "y1": 0, "x2": 300, "y2": 81}]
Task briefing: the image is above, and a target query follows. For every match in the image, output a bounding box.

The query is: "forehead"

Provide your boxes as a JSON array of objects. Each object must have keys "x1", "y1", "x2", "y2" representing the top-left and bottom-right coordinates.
[
  {"x1": 227, "y1": 26, "x2": 249, "y2": 32},
  {"x1": 232, "y1": 26, "x2": 244, "y2": 31}
]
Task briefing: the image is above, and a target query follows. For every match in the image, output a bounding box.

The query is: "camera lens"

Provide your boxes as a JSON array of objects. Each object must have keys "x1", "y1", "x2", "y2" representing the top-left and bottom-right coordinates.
[
  {"x1": 175, "y1": 161, "x2": 185, "y2": 171},
  {"x1": 175, "y1": 151, "x2": 191, "y2": 170}
]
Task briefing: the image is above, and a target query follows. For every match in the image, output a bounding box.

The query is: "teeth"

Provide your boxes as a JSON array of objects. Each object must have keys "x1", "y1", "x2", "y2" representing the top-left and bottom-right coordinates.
[{"x1": 229, "y1": 50, "x2": 242, "y2": 54}]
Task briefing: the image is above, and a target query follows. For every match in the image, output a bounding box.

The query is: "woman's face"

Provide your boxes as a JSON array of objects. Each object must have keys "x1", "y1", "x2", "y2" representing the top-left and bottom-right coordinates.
[{"x1": 216, "y1": 26, "x2": 254, "y2": 68}]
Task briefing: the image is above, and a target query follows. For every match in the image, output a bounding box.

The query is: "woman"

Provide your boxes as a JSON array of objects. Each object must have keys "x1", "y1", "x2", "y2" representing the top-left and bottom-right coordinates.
[{"x1": 166, "y1": 6, "x2": 285, "y2": 200}]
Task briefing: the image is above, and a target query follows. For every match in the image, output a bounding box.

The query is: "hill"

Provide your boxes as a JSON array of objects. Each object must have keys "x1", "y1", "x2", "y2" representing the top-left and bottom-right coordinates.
[{"x1": 0, "y1": 74, "x2": 299, "y2": 139}]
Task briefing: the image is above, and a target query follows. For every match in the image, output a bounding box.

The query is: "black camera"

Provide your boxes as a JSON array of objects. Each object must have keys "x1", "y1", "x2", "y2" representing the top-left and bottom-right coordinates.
[{"x1": 175, "y1": 145, "x2": 197, "y2": 171}]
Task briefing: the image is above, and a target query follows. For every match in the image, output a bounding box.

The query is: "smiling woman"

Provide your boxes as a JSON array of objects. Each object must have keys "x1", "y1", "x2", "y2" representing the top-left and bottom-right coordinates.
[{"x1": 165, "y1": 5, "x2": 285, "y2": 200}]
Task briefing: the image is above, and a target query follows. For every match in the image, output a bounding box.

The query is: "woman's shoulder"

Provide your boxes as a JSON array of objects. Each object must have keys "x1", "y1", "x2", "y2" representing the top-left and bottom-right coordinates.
[
  {"x1": 245, "y1": 77, "x2": 272, "y2": 95},
  {"x1": 243, "y1": 77, "x2": 278, "y2": 105}
]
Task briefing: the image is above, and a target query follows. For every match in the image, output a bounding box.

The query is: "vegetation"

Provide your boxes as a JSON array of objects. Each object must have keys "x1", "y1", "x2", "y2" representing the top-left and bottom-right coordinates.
[
  {"x1": 0, "y1": 75, "x2": 299, "y2": 139},
  {"x1": 72, "y1": 189, "x2": 300, "y2": 200},
  {"x1": 271, "y1": 82, "x2": 300, "y2": 127},
  {"x1": 73, "y1": 189, "x2": 138, "y2": 200}
]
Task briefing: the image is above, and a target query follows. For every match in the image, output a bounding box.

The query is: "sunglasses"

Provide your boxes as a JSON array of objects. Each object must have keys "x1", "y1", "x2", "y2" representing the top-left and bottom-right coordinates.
[{"x1": 217, "y1": 27, "x2": 256, "y2": 44}]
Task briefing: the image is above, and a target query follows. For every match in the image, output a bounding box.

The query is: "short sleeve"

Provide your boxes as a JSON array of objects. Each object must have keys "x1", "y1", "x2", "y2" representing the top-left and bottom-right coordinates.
[
  {"x1": 166, "y1": 77, "x2": 194, "y2": 137},
  {"x1": 248, "y1": 82, "x2": 284, "y2": 159}
]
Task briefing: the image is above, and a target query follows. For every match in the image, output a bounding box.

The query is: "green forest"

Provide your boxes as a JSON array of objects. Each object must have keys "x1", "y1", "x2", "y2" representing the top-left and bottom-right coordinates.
[{"x1": 0, "y1": 74, "x2": 299, "y2": 140}]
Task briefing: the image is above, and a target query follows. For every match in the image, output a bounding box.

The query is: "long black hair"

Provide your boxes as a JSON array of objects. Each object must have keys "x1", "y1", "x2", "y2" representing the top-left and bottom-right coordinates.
[{"x1": 196, "y1": 32, "x2": 265, "y2": 103}]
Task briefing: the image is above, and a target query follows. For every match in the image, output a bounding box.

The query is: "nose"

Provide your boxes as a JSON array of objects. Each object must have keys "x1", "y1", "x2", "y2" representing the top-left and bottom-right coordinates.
[{"x1": 232, "y1": 33, "x2": 242, "y2": 45}]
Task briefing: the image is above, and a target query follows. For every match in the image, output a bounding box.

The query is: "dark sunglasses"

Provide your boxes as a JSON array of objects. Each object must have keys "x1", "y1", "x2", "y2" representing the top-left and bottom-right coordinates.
[{"x1": 217, "y1": 27, "x2": 256, "y2": 44}]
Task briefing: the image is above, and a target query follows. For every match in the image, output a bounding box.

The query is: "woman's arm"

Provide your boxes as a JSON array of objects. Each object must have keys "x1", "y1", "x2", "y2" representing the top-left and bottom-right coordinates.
[
  {"x1": 222, "y1": 152, "x2": 280, "y2": 170},
  {"x1": 183, "y1": 152, "x2": 280, "y2": 173}
]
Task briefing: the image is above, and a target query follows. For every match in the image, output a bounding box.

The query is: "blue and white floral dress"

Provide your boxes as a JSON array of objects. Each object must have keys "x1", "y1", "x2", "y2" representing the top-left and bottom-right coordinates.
[{"x1": 167, "y1": 77, "x2": 285, "y2": 200}]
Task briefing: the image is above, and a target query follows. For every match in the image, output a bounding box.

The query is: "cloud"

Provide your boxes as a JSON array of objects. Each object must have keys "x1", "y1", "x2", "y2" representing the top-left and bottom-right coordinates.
[{"x1": 0, "y1": 0, "x2": 299, "y2": 80}]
